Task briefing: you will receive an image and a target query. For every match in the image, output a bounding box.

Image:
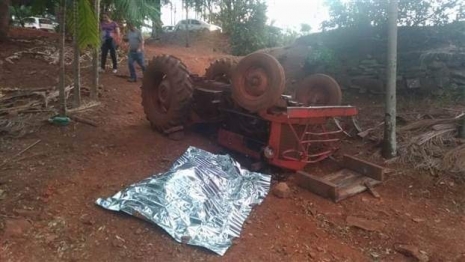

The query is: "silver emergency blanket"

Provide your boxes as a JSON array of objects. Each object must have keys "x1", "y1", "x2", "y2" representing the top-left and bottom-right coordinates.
[{"x1": 95, "y1": 146, "x2": 271, "y2": 255}]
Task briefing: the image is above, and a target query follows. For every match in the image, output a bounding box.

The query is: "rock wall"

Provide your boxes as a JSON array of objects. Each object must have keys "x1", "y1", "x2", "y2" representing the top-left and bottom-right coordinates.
[{"x1": 295, "y1": 22, "x2": 465, "y2": 94}]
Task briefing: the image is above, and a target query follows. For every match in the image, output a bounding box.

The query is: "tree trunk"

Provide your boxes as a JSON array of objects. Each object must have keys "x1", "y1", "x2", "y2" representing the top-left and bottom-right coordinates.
[
  {"x1": 383, "y1": 0, "x2": 398, "y2": 158},
  {"x1": 151, "y1": 20, "x2": 157, "y2": 38},
  {"x1": 173, "y1": 3, "x2": 177, "y2": 25},
  {"x1": 58, "y1": 0, "x2": 67, "y2": 116},
  {"x1": 91, "y1": 0, "x2": 100, "y2": 101},
  {"x1": 460, "y1": 3, "x2": 465, "y2": 137},
  {"x1": 0, "y1": 0, "x2": 10, "y2": 42},
  {"x1": 151, "y1": 0, "x2": 161, "y2": 39},
  {"x1": 185, "y1": 0, "x2": 189, "y2": 48},
  {"x1": 73, "y1": 0, "x2": 81, "y2": 108}
]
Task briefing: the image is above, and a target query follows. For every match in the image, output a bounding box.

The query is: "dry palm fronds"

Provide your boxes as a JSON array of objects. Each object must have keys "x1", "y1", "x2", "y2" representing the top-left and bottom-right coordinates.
[
  {"x1": 0, "y1": 85, "x2": 74, "y2": 137},
  {"x1": 399, "y1": 113, "x2": 464, "y2": 132},
  {"x1": 396, "y1": 113, "x2": 465, "y2": 175},
  {"x1": 442, "y1": 144, "x2": 465, "y2": 175},
  {"x1": 0, "y1": 114, "x2": 47, "y2": 138},
  {"x1": 4, "y1": 44, "x2": 94, "y2": 67}
]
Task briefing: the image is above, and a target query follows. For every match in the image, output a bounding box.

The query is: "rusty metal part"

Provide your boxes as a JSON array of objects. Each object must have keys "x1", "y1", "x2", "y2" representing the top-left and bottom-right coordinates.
[
  {"x1": 217, "y1": 129, "x2": 263, "y2": 159},
  {"x1": 294, "y1": 74, "x2": 342, "y2": 106},
  {"x1": 216, "y1": 105, "x2": 358, "y2": 171},
  {"x1": 232, "y1": 53, "x2": 285, "y2": 112},
  {"x1": 259, "y1": 106, "x2": 358, "y2": 170},
  {"x1": 142, "y1": 54, "x2": 363, "y2": 174}
]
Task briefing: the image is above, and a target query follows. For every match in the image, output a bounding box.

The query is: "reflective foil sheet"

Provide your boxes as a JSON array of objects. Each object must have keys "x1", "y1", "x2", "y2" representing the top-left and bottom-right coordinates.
[{"x1": 95, "y1": 146, "x2": 271, "y2": 255}]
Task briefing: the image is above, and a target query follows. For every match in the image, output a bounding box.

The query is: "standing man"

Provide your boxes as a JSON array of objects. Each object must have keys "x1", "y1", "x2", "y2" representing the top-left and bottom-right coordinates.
[
  {"x1": 100, "y1": 13, "x2": 120, "y2": 74},
  {"x1": 126, "y1": 22, "x2": 146, "y2": 82}
]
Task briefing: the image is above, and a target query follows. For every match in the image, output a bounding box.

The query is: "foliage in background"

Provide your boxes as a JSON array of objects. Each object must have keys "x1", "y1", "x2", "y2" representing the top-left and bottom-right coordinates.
[
  {"x1": 211, "y1": 0, "x2": 306, "y2": 55},
  {"x1": 218, "y1": 0, "x2": 268, "y2": 55},
  {"x1": 101, "y1": 0, "x2": 162, "y2": 28},
  {"x1": 265, "y1": 26, "x2": 300, "y2": 47},
  {"x1": 12, "y1": 0, "x2": 162, "y2": 32},
  {"x1": 6, "y1": 0, "x2": 162, "y2": 48},
  {"x1": 300, "y1": 23, "x2": 311, "y2": 34},
  {"x1": 8, "y1": 4, "x2": 33, "y2": 26},
  {"x1": 65, "y1": 0, "x2": 99, "y2": 49},
  {"x1": 304, "y1": 45, "x2": 338, "y2": 73},
  {"x1": 321, "y1": 0, "x2": 465, "y2": 30}
]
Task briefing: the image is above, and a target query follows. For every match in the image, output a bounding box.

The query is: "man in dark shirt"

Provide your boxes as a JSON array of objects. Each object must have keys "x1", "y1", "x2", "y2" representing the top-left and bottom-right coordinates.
[
  {"x1": 100, "y1": 13, "x2": 120, "y2": 74},
  {"x1": 125, "y1": 22, "x2": 146, "y2": 82}
]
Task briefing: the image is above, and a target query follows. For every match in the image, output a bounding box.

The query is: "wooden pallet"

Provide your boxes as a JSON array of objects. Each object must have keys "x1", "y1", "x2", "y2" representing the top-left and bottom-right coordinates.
[{"x1": 295, "y1": 155, "x2": 385, "y2": 202}]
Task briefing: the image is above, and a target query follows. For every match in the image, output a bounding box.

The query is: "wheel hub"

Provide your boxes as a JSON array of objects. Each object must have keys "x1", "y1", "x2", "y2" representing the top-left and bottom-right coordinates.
[
  {"x1": 302, "y1": 85, "x2": 327, "y2": 105},
  {"x1": 294, "y1": 74, "x2": 342, "y2": 106},
  {"x1": 244, "y1": 68, "x2": 268, "y2": 97}
]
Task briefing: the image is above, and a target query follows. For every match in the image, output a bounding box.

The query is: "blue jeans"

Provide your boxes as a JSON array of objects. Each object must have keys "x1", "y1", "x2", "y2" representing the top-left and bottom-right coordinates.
[
  {"x1": 128, "y1": 51, "x2": 146, "y2": 80},
  {"x1": 101, "y1": 38, "x2": 117, "y2": 69}
]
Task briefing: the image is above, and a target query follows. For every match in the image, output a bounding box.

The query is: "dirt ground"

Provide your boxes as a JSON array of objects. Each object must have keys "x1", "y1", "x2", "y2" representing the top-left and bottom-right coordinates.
[{"x1": 1, "y1": 29, "x2": 465, "y2": 262}]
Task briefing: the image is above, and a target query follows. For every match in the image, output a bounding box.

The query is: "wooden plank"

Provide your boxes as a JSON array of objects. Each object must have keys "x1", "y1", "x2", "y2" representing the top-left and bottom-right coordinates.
[
  {"x1": 335, "y1": 183, "x2": 367, "y2": 202},
  {"x1": 326, "y1": 169, "x2": 359, "y2": 184},
  {"x1": 343, "y1": 155, "x2": 385, "y2": 181},
  {"x1": 295, "y1": 171, "x2": 337, "y2": 200},
  {"x1": 365, "y1": 182, "x2": 381, "y2": 198},
  {"x1": 335, "y1": 178, "x2": 381, "y2": 202},
  {"x1": 320, "y1": 169, "x2": 351, "y2": 183},
  {"x1": 336, "y1": 172, "x2": 365, "y2": 188}
]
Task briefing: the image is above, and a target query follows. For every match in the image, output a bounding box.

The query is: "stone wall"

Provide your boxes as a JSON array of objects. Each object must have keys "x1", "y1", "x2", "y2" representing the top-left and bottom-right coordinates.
[{"x1": 295, "y1": 22, "x2": 465, "y2": 94}]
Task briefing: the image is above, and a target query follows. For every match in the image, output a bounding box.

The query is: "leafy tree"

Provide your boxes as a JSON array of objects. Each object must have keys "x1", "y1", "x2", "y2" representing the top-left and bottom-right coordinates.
[
  {"x1": 321, "y1": 0, "x2": 464, "y2": 30},
  {"x1": 9, "y1": 4, "x2": 33, "y2": 26},
  {"x1": 65, "y1": 0, "x2": 99, "y2": 49},
  {"x1": 300, "y1": 23, "x2": 311, "y2": 34},
  {"x1": 218, "y1": 0, "x2": 268, "y2": 55}
]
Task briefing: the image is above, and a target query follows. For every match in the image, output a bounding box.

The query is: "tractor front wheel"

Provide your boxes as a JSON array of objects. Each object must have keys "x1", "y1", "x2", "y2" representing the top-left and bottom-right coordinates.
[
  {"x1": 141, "y1": 55, "x2": 193, "y2": 134},
  {"x1": 294, "y1": 74, "x2": 342, "y2": 106},
  {"x1": 231, "y1": 53, "x2": 285, "y2": 112}
]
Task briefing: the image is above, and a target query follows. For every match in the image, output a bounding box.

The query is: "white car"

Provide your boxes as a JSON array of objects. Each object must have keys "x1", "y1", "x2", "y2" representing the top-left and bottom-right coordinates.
[
  {"x1": 174, "y1": 19, "x2": 222, "y2": 33},
  {"x1": 162, "y1": 25, "x2": 175, "y2": 33},
  {"x1": 23, "y1": 17, "x2": 57, "y2": 32}
]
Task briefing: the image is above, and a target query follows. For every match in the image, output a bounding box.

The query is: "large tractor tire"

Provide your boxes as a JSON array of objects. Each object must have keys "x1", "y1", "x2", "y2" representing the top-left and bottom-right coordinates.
[
  {"x1": 294, "y1": 74, "x2": 342, "y2": 106},
  {"x1": 141, "y1": 55, "x2": 193, "y2": 134},
  {"x1": 231, "y1": 53, "x2": 285, "y2": 112},
  {"x1": 205, "y1": 57, "x2": 239, "y2": 84}
]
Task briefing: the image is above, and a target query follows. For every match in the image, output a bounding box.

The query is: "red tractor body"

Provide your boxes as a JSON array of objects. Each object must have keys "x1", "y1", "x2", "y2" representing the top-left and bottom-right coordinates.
[{"x1": 141, "y1": 53, "x2": 357, "y2": 171}]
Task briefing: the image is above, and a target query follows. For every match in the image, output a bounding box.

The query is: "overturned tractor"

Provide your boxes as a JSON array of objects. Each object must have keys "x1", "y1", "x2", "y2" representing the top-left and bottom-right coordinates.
[{"x1": 141, "y1": 51, "x2": 356, "y2": 172}]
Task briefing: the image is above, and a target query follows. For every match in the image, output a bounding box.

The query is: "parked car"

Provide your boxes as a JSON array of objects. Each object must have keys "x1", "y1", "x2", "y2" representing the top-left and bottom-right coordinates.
[
  {"x1": 174, "y1": 19, "x2": 222, "y2": 33},
  {"x1": 162, "y1": 25, "x2": 175, "y2": 33},
  {"x1": 23, "y1": 17, "x2": 58, "y2": 32}
]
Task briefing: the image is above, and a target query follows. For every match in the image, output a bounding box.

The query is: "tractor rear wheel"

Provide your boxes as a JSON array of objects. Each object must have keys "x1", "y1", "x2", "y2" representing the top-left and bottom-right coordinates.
[
  {"x1": 205, "y1": 57, "x2": 239, "y2": 84},
  {"x1": 231, "y1": 53, "x2": 285, "y2": 112},
  {"x1": 141, "y1": 55, "x2": 193, "y2": 134},
  {"x1": 294, "y1": 74, "x2": 342, "y2": 106}
]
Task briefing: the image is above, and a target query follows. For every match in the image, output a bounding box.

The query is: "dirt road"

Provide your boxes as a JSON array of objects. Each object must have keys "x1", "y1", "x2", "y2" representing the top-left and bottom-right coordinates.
[{"x1": 1, "y1": 32, "x2": 465, "y2": 261}]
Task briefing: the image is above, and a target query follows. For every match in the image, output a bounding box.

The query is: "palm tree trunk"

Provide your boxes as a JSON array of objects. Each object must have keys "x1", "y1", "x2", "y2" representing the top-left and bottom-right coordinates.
[
  {"x1": 0, "y1": 0, "x2": 10, "y2": 42},
  {"x1": 58, "y1": 0, "x2": 67, "y2": 116},
  {"x1": 91, "y1": 0, "x2": 100, "y2": 100},
  {"x1": 383, "y1": 0, "x2": 398, "y2": 158},
  {"x1": 73, "y1": 0, "x2": 81, "y2": 108}
]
